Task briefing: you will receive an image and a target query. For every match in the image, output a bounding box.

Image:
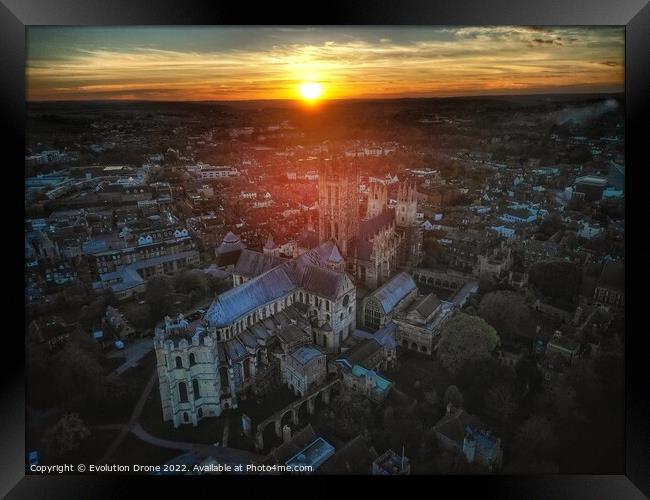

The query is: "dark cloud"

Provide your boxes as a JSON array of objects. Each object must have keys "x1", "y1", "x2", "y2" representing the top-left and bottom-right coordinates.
[{"x1": 526, "y1": 37, "x2": 562, "y2": 47}]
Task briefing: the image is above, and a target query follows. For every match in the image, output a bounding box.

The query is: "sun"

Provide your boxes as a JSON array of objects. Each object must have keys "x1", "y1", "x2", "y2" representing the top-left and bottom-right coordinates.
[{"x1": 299, "y1": 82, "x2": 323, "y2": 101}]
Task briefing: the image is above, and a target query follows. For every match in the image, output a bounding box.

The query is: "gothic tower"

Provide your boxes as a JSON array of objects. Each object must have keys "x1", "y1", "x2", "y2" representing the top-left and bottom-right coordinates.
[
  {"x1": 366, "y1": 179, "x2": 388, "y2": 219},
  {"x1": 395, "y1": 181, "x2": 422, "y2": 268},
  {"x1": 396, "y1": 181, "x2": 418, "y2": 227},
  {"x1": 318, "y1": 155, "x2": 359, "y2": 257}
]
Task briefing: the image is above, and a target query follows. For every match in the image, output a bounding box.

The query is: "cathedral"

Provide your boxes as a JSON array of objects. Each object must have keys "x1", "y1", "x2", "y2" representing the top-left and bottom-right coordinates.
[
  {"x1": 317, "y1": 155, "x2": 423, "y2": 290},
  {"x1": 155, "y1": 236, "x2": 356, "y2": 427},
  {"x1": 154, "y1": 154, "x2": 421, "y2": 427}
]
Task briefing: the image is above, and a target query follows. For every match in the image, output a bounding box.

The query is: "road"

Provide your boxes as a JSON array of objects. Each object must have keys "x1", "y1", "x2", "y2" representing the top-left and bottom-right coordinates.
[{"x1": 108, "y1": 338, "x2": 154, "y2": 375}]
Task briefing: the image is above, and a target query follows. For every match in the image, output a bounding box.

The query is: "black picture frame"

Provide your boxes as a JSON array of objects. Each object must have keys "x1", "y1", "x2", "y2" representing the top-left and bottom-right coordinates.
[{"x1": 3, "y1": 0, "x2": 648, "y2": 497}]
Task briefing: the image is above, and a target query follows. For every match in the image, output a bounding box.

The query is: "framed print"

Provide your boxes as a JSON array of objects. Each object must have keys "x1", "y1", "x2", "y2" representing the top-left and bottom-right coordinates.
[{"x1": 2, "y1": 0, "x2": 648, "y2": 497}]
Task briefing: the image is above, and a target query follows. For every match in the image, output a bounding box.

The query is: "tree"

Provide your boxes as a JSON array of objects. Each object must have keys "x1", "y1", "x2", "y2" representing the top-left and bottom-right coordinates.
[
  {"x1": 54, "y1": 343, "x2": 105, "y2": 404},
  {"x1": 42, "y1": 413, "x2": 90, "y2": 457},
  {"x1": 528, "y1": 259, "x2": 581, "y2": 304},
  {"x1": 456, "y1": 357, "x2": 514, "y2": 415},
  {"x1": 514, "y1": 416, "x2": 557, "y2": 461},
  {"x1": 326, "y1": 392, "x2": 372, "y2": 441},
  {"x1": 437, "y1": 313, "x2": 500, "y2": 374},
  {"x1": 145, "y1": 275, "x2": 174, "y2": 321},
  {"x1": 443, "y1": 385, "x2": 464, "y2": 409},
  {"x1": 381, "y1": 416, "x2": 424, "y2": 458},
  {"x1": 173, "y1": 269, "x2": 207, "y2": 299},
  {"x1": 79, "y1": 296, "x2": 107, "y2": 331},
  {"x1": 478, "y1": 291, "x2": 531, "y2": 343},
  {"x1": 484, "y1": 383, "x2": 518, "y2": 421}
]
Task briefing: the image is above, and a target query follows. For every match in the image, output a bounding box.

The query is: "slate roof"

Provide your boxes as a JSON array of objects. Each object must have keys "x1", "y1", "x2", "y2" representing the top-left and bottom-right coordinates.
[
  {"x1": 205, "y1": 266, "x2": 295, "y2": 328},
  {"x1": 290, "y1": 346, "x2": 325, "y2": 365},
  {"x1": 215, "y1": 231, "x2": 245, "y2": 255},
  {"x1": 337, "y1": 339, "x2": 382, "y2": 369},
  {"x1": 433, "y1": 408, "x2": 484, "y2": 445},
  {"x1": 278, "y1": 323, "x2": 305, "y2": 345},
  {"x1": 369, "y1": 272, "x2": 417, "y2": 314},
  {"x1": 233, "y1": 249, "x2": 287, "y2": 278},
  {"x1": 373, "y1": 322, "x2": 397, "y2": 349},
  {"x1": 265, "y1": 424, "x2": 317, "y2": 466},
  {"x1": 359, "y1": 209, "x2": 395, "y2": 241},
  {"x1": 206, "y1": 240, "x2": 353, "y2": 328},
  {"x1": 408, "y1": 293, "x2": 441, "y2": 320},
  {"x1": 224, "y1": 338, "x2": 249, "y2": 362}
]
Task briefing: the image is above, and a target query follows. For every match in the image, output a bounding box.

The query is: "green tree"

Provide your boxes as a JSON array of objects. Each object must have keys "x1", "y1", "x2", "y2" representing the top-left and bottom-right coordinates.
[
  {"x1": 437, "y1": 313, "x2": 500, "y2": 374},
  {"x1": 326, "y1": 392, "x2": 372, "y2": 441},
  {"x1": 380, "y1": 416, "x2": 425, "y2": 459},
  {"x1": 484, "y1": 383, "x2": 519, "y2": 421},
  {"x1": 478, "y1": 291, "x2": 531, "y2": 343},
  {"x1": 443, "y1": 385, "x2": 464, "y2": 409},
  {"x1": 145, "y1": 275, "x2": 174, "y2": 321},
  {"x1": 514, "y1": 415, "x2": 557, "y2": 461},
  {"x1": 79, "y1": 296, "x2": 107, "y2": 331},
  {"x1": 528, "y1": 259, "x2": 581, "y2": 303},
  {"x1": 42, "y1": 413, "x2": 90, "y2": 457}
]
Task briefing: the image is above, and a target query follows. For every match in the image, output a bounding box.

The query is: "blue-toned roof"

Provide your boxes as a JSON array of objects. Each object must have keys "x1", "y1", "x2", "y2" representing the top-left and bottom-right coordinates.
[
  {"x1": 373, "y1": 322, "x2": 397, "y2": 349},
  {"x1": 291, "y1": 345, "x2": 325, "y2": 365},
  {"x1": 465, "y1": 426, "x2": 499, "y2": 460},
  {"x1": 224, "y1": 338, "x2": 248, "y2": 362},
  {"x1": 370, "y1": 272, "x2": 417, "y2": 314},
  {"x1": 351, "y1": 365, "x2": 392, "y2": 392},
  {"x1": 239, "y1": 330, "x2": 258, "y2": 349},
  {"x1": 285, "y1": 437, "x2": 335, "y2": 471},
  {"x1": 205, "y1": 240, "x2": 352, "y2": 328},
  {"x1": 205, "y1": 265, "x2": 295, "y2": 328}
]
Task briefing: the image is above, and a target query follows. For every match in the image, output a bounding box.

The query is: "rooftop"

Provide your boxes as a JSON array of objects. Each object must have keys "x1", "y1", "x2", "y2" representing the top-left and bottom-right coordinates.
[
  {"x1": 285, "y1": 437, "x2": 335, "y2": 471},
  {"x1": 369, "y1": 272, "x2": 417, "y2": 315},
  {"x1": 290, "y1": 345, "x2": 325, "y2": 365}
]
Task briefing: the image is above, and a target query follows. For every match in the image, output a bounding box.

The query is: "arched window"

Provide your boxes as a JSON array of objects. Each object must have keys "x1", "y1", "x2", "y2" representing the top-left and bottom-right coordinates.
[
  {"x1": 243, "y1": 359, "x2": 251, "y2": 379},
  {"x1": 175, "y1": 356, "x2": 183, "y2": 369},
  {"x1": 198, "y1": 407, "x2": 203, "y2": 418},
  {"x1": 189, "y1": 353, "x2": 196, "y2": 366},
  {"x1": 178, "y1": 382, "x2": 188, "y2": 402},
  {"x1": 183, "y1": 412, "x2": 189, "y2": 422},
  {"x1": 192, "y1": 379, "x2": 200, "y2": 399}
]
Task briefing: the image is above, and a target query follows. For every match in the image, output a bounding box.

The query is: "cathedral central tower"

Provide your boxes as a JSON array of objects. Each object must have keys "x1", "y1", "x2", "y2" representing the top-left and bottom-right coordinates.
[{"x1": 318, "y1": 155, "x2": 359, "y2": 257}]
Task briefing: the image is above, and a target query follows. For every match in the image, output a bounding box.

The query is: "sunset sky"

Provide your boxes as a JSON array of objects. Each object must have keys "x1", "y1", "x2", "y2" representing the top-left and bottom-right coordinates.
[{"x1": 26, "y1": 26, "x2": 624, "y2": 101}]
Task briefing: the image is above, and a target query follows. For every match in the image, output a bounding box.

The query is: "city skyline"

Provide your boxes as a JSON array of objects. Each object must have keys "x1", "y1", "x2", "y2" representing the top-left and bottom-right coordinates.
[{"x1": 27, "y1": 26, "x2": 624, "y2": 102}]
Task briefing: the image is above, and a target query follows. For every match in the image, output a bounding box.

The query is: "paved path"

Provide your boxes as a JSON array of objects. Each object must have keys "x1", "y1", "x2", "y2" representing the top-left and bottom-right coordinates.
[
  {"x1": 130, "y1": 423, "x2": 263, "y2": 465},
  {"x1": 96, "y1": 368, "x2": 158, "y2": 464},
  {"x1": 109, "y1": 338, "x2": 154, "y2": 375}
]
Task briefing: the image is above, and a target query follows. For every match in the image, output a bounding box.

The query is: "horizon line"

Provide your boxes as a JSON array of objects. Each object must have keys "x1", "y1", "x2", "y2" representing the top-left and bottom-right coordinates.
[{"x1": 28, "y1": 90, "x2": 625, "y2": 105}]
